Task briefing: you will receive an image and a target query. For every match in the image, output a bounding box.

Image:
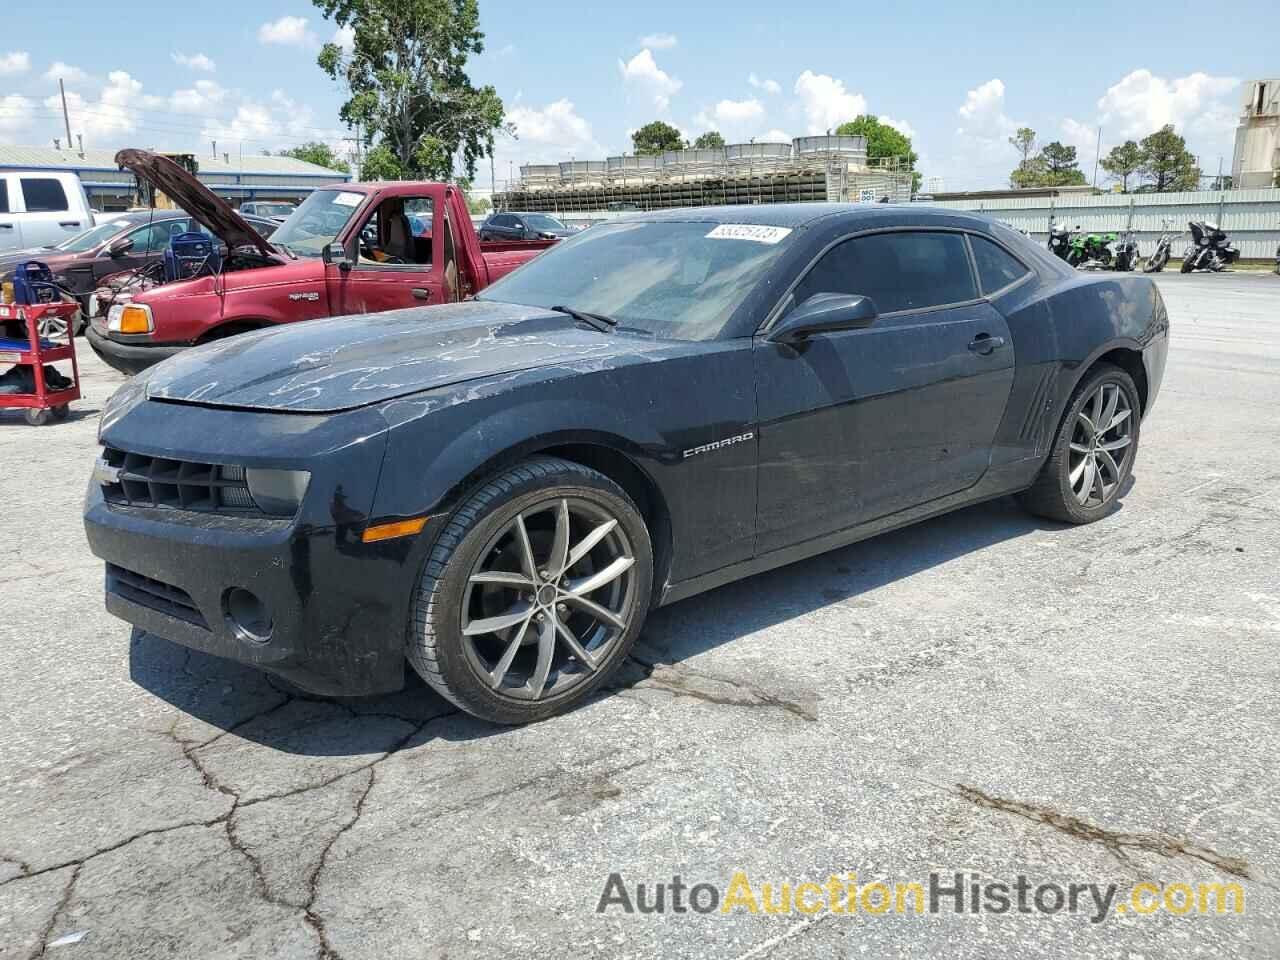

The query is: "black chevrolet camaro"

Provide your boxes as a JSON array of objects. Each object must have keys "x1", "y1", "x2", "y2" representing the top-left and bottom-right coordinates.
[{"x1": 85, "y1": 204, "x2": 1169, "y2": 723}]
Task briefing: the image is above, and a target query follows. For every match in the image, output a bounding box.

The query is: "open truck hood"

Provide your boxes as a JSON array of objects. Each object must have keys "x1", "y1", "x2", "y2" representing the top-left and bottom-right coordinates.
[
  {"x1": 143, "y1": 301, "x2": 666, "y2": 414},
  {"x1": 114, "y1": 149, "x2": 278, "y2": 260}
]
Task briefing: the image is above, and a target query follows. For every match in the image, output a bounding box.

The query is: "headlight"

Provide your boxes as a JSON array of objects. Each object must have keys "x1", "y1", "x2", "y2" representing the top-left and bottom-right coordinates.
[
  {"x1": 108, "y1": 302, "x2": 153, "y2": 334},
  {"x1": 245, "y1": 468, "x2": 311, "y2": 517}
]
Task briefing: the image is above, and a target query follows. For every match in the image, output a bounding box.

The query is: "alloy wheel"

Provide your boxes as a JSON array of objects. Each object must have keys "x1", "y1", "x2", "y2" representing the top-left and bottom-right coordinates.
[
  {"x1": 460, "y1": 496, "x2": 637, "y2": 701},
  {"x1": 1067, "y1": 381, "x2": 1134, "y2": 508}
]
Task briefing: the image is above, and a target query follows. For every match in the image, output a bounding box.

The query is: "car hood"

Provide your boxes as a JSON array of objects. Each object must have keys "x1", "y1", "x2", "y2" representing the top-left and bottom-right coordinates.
[
  {"x1": 114, "y1": 149, "x2": 277, "y2": 259},
  {"x1": 0, "y1": 248, "x2": 81, "y2": 276},
  {"x1": 144, "y1": 301, "x2": 666, "y2": 414}
]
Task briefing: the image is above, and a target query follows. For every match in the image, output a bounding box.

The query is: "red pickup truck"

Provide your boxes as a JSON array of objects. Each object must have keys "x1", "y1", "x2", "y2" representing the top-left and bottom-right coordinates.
[{"x1": 87, "y1": 150, "x2": 558, "y2": 375}]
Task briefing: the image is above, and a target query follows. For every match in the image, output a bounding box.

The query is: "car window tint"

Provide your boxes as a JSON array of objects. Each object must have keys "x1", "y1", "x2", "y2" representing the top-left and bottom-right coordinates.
[
  {"x1": 20, "y1": 178, "x2": 69, "y2": 213},
  {"x1": 0, "y1": 180, "x2": 8, "y2": 213},
  {"x1": 795, "y1": 231, "x2": 977, "y2": 314},
  {"x1": 970, "y1": 234, "x2": 1029, "y2": 294}
]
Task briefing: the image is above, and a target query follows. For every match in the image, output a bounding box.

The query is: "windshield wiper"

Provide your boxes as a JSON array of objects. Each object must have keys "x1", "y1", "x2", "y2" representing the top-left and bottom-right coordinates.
[{"x1": 550, "y1": 304, "x2": 618, "y2": 333}]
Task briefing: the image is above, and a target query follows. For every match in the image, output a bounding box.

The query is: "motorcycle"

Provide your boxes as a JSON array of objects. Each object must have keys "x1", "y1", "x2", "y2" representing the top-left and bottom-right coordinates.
[
  {"x1": 1143, "y1": 219, "x2": 1178, "y2": 273},
  {"x1": 1069, "y1": 230, "x2": 1117, "y2": 269},
  {"x1": 1047, "y1": 223, "x2": 1073, "y2": 262},
  {"x1": 1181, "y1": 221, "x2": 1240, "y2": 273},
  {"x1": 1112, "y1": 230, "x2": 1139, "y2": 271}
]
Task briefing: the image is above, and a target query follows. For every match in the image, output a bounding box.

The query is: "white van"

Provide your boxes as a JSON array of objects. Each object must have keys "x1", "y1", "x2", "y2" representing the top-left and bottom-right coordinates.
[{"x1": 0, "y1": 172, "x2": 96, "y2": 252}]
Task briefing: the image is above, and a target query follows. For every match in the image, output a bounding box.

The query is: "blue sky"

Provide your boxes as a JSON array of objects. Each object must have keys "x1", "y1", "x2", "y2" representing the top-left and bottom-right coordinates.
[{"x1": 0, "y1": 0, "x2": 1274, "y2": 190}]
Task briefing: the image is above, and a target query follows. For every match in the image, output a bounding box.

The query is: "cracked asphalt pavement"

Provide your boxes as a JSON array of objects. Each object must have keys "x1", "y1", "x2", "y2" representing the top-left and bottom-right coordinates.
[{"x1": 2, "y1": 273, "x2": 1279, "y2": 959}]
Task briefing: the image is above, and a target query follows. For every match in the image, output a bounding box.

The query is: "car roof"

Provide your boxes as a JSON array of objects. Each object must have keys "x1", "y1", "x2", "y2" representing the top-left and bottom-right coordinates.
[{"x1": 619, "y1": 202, "x2": 999, "y2": 231}]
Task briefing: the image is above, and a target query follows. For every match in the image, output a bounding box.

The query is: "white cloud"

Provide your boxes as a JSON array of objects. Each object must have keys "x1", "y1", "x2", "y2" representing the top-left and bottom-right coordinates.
[
  {"x1": 504, "y1": 98, "x2": 606, "y2": 160},
  {"x1": 47, "y1": 70, "x2": 145, "y2": 139},
  {"x1": 639, "y1": 33, "x2": 678, "y2": 49},
  {"x1": 748, "y1": 73, "x2": 781, "y2": 95},
  {"x1": 44, "y1": 61, "x2": 88, "y2": 84},
  {"x1": 0, "y1": 94, "x2": 34, "y2": 138},
  {"x1": 0, "y1": 51, "x2": 29, "y2": 75},
  {"x1": 1060, "y1": 117, "x2": 1099, "y2": 159},
  {"x1": 170, "y1": 79, "x2": 227, "y2": 114},
  {"x1": 258, "y1": 16, "x2": 314, "y2": 46},
  {"x1": 793, "y1": 70, "x2": 867, "y2": 135},
  {"x1": 619, "y1": 48, "x2": 682, "y2": 112},
  {"x1": 332, "y1": 25, "x2": 355, "y2": 53},
  {"x1": 956, "y1": 78, "x2": 1017, "y2": 141},
  {"x1": 1096, "y1": 69, "x2": 1238, "y2": 139},
  {"x1": 762, "y1": 128, "x2": 791, "y2": 143},
  {"x1": 694, "y1": 97, "x2": 767, "y2": 141},
  {"x1": 171, "y1": 51, "x2": 216, "y2": 72}
]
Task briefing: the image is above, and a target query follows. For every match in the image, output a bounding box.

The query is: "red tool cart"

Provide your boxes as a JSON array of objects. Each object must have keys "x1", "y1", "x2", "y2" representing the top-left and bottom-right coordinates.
[{"x1": 0, "y1": 300, "x2": 82, "y2": 425}]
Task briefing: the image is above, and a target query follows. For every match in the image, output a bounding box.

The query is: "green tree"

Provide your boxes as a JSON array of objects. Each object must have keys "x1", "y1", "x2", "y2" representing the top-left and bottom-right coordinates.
[
  {"x1": 1101, "y1": 140, "x2": 1143, "y2": 192},
  {"x1": 358, "y1": 143, "x2": 405, "y2": 181},
  {"x1": 836, "y1": 115, "x2": 921, "y2": 193},
  {"x1": 1138, "y1": 125, "x2": 1200, "y2": 192},
  {"x1": 279, "y1": 141, "x2": 351, "y2": 174},
  {"x1": 1010, "y1": 156, "x2": 1048, "y2": 188},
  {"x1": 1009, "y1": 127, "x2": 1037, "y2": 164},
  {"x1": 314, "y1": 0, "x2": 506, "y2": 182},
  {"x1": 631, "y1": 121, "x2": 685, "y2": 155},
  {"x1": 692, "y1": 130, "x2": 725, "y2": 149},
  {"x1": 1038, "y1": 141, "x2": 1087, "y2": 186}
]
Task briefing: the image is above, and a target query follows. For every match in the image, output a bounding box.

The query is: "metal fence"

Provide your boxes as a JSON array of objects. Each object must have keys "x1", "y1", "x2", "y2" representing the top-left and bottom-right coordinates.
[{"x1": 927, "y1": 188, "x2": 1280, "y2": 259}]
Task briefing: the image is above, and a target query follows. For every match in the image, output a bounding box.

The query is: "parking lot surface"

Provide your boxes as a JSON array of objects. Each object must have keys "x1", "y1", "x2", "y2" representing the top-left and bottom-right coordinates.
[{"x1": 2, "y1": 273, "x2": 1278, "y2": 959}]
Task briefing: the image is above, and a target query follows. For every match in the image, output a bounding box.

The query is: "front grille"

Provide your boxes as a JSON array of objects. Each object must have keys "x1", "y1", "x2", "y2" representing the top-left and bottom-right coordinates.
[
  {"x1": 106, "y1": 563, "x2": 209, "y2": 629},
  {"x1": 100, "y1": 447, "x2": 262, "y2": 515}
]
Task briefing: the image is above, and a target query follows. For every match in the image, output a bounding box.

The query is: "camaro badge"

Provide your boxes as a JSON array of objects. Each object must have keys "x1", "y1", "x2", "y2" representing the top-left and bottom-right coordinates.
[
  {"x1": 288, "y1": 291, "x2": 321, "y2": 302},
  {"x1": 683, "y1": 432, "x2": 754, "y2": 459}
]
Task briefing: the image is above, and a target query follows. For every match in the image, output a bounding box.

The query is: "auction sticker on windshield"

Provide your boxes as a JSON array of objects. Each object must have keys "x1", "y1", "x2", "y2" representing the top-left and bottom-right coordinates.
[
  {"x1": 333, "y1": 192, "x2": 364, "y2": 207},
  {"x1": 705, "y1": 224, "x2": 792, "y2": 244}
]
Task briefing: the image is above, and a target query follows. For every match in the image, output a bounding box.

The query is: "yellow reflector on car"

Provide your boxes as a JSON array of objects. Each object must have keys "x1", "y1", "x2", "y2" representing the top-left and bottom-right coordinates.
[
  {"x1": 119, "y1": 305, "x2": 153, "y2": 334},
  {"x1": 361, "y1": 516, "x2": 429, "y2": 543}
]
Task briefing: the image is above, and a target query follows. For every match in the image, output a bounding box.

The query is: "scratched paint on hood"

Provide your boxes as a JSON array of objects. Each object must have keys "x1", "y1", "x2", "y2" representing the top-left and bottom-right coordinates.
[{"x1": 144, "y1": 300, "x2": 670, "y2": 414}]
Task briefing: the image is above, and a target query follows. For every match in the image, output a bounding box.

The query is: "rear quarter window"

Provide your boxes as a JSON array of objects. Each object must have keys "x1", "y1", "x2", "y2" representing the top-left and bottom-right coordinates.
[
  {"x1": 970, "y1": 235, "x2": 1030, "y2": 294},
  {"x1": 0, "y1": 180, "x2": 8, "y2": 213},
  {"x1": 20, "y1": 178, "x2": 69, "y2": 213}
]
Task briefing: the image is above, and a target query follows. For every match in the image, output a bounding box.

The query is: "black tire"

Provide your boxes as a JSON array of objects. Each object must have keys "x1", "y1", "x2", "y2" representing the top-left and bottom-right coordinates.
[
  {"x1": 1018, "y1": 363, "x2": 1141, "y2": 525},
  {"x1": 1180, "y1": 254, "x2": 1195, "y2": 274},
  {"x1": 1142, "y1": 248, "x2": 1167, "y2": 273},
  {"x1": 51, "y1": 404, "x2": 70, "y2": 421},
  {"x1": 408, "y1": 456, "x2": 653, "y2": 724}
]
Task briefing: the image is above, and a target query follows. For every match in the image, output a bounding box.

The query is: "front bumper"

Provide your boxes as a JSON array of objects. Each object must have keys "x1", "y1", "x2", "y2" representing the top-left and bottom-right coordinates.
[
  {"x1": 87, "y1": 322, "x2": 184, "y2": 375},
  {"x1": 83, "y1": 399, "x2": 423, "y2": 696}
]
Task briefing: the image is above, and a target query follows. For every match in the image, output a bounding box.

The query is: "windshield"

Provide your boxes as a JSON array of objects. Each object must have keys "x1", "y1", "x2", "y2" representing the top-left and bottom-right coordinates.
[
  {"x1": 477, "y1": 220, "x2": 793, "y2": 340},
  {"x1": 269, "y1": 190, "x2": 366, "y2": 257},
  {"x1": 522, "y1": 214, "x2": 568, "y2": 232},
  {"x1": 255, "y1": 203, "x2": 294, "y2": 217},
  {"x1": 53, "y1": 219, "x2": 128, "y2": 253}
]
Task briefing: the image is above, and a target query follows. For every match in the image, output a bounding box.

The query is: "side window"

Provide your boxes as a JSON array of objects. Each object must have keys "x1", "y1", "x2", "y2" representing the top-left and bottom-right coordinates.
[
  {"x1": 357, "y1": 197, "x2": 434, "y2": 266},
  {"x1": 794, "y1": 231, "x2": 977, "y2": 315},
  {"x1": 0, "y1": 180, "x2": 8, "y2": 213},
  {"x1": 20, "y1": 178, "x2": 69, "y2": 213},
  {"x1": 969, "y1": 235, "x2": 1030, "y2": 294}
]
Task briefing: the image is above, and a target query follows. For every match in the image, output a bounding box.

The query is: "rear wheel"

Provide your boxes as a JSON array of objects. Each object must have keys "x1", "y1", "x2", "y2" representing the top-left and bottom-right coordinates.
[
  {"x1": 408, "y1": 457, "x2": 653, "y2": 724},
  {"x1": 1019, "y1": 363, "x2": 1140, "y2": 524}
]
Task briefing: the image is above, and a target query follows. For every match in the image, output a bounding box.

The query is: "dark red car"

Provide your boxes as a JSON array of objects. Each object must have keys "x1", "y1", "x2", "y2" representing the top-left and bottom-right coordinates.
[{"x1": 0, "y1": 211, "x2": 278, "y2": 336}]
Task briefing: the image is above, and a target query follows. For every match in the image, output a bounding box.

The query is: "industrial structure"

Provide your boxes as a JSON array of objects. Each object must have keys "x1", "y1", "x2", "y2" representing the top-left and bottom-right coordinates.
[
  {"x1": 1232, "y1": 79, "x2": 1280, "y2": 189},
  {"x1": 0, "y1": 145, "x2": 351, "y2": 212},
  {"x1": 494, "y1": 136, "x2": 913, "y2": 215}
]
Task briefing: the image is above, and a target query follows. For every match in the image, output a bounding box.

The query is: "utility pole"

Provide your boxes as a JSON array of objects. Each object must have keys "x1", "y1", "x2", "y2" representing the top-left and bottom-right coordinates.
[
  {"x1": 1092, "y1": 126, "x2": 1102, "y2": 188},
  {"x1": 58, "y1": 78, "x2": 73, "y2": 148}
]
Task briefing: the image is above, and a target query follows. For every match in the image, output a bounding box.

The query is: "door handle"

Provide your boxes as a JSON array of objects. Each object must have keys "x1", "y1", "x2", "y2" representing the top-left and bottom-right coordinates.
[
  {"x1": 59, "y1": 220, "x2": 81, "y2": 228},
  {"x1": 0, "y1": 224, "x2": 13, "y2": 230},
  {"x1": 411, "y1": 288, "x2": 431, "y2": 301},
  {"x1": 968, "y1": 333, "x2": 1005, "y2": 354}
]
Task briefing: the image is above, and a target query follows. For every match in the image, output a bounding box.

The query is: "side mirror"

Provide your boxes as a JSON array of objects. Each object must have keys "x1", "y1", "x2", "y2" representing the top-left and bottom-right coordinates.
[
  {"x1": 108, "y1": 238, "x2": 134, "y2": 258},
  {"x1": 323, "y1": 241, "x2": 351, "y2": 271},
  {"x1": 767, "y1": 293, "x2": 878, "y2": 343}
]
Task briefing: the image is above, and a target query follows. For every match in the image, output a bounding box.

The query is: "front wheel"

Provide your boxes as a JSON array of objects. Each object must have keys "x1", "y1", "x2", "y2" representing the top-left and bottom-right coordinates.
[
  {"x1": 408, "y1": 457, "x2": 653, "y2": 724},
  {"x1": 1018, "y1": 363, "x2": 1140, "y2": 524},
  {"x1": 1143, "y1": 247, "x2": 1168, "y2": 273}
]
